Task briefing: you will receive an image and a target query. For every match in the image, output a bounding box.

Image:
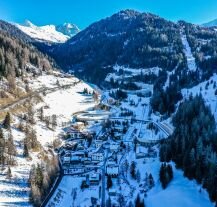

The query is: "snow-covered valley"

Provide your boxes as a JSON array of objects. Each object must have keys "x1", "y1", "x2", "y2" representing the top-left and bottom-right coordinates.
[{"x1": 1, "y1": 7, "x2": 217, "y2": 207}]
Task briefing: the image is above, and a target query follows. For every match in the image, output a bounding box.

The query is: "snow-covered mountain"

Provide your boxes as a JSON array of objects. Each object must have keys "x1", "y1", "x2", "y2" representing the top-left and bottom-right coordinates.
[
  {"x1": 15, "y1": 20, "x2": 79, "y2": 43},
  {"x1": 202, "y1": 19, "x2": 217, "y2": 27},
  {"x1": 56, "y1": 23, "x2": 80, "y2": 37}
]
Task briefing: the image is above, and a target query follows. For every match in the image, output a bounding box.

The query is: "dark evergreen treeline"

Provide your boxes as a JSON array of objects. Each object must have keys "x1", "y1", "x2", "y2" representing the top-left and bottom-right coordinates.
[
  {"x1": 160, "y1": 95, "x2": 217, "y2": 201},
  {"x1": 151, "y1": 83, "x2": 183, "y2": 115},
  {"x1": 159, "y1": 163, "x2": 173, "y2": 189}
]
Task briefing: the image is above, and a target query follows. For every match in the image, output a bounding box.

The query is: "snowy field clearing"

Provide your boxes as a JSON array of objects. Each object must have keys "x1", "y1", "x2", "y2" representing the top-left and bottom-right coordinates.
[
  {"x1": 117, "y1": 147, "x2": 214, "y2": 207},
  {"x1": 181, "y1": 34, "x2": 197, "y2": 72},
  {"x1": 46, "y1": 175, "x2": 100, "y2": 207},
  {"x1": 113, "y1": 65, "x2": 161, "y2": 76},
  {"x1": 182, "y1": 73, "x2": 217, "y2": 121},
  {"x1": 105, "y1": 65, "x2": 161, "y2": 82}
]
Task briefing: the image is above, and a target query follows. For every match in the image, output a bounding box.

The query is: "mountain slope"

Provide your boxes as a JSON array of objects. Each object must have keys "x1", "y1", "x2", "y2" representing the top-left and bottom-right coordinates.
[
  {"x1": 48, "y1": 10, "x2": 185, "y2": 84},
  {"x1": 56, "y1": 23, "x2": 80, "y2": 37},
  {"x1": 0, "y1": 19, "x2": 33, "y2": 43},
  {"x1": 202, "y1": 19, "x2": 217, "y2": 27},
  {"x1": 0, "y1": 21, "x2": 58, "y2": 80},
  {"x1": 16, "y1": 20, "x2": 79, "y2": 43}
]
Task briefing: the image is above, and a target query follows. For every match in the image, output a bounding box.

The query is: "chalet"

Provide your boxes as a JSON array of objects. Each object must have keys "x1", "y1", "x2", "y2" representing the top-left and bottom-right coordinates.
[
  {"x1": 110, "y1": 143, "x2": 119, "y2": 152},
  {"x1": 108, "y1": 189, "x2": 117, "y2": 196},
  {"x1": 106, "y1": 164, "x2": 119, "y2": 177},
  {"x1": 91, "y1": 147, "x2": 104, "y2": 162},
  {"x1": 72, "y1": 122, "x2": 85, "y2": 130},
  {"x1": 70, "y1": 156, "x2": 83, "y2": 164},
  {"x1": 83, "y1": 157, "x2": 92, "y2": 165},
  {"x1": 63, "y1": 156, "x2": 70, "y2": 165},
  {"x1": 136, "y1": 146, "x2": 146, "y2": 159},
  {"x1": 64, "y1": 167, "x2": 85, "y2": 175},
  {"x1": 89, "y1": 173, "x2": 100, "y2": 185},
  {"x1": 95, "y1": 140, "x2": 103, "y2": 148},
  {"x1": 65, "y1": 128, "x2": 84, "y2": 139},
  {"x1": 77, "y1": 143, "x2": 85, "y2": 151}
]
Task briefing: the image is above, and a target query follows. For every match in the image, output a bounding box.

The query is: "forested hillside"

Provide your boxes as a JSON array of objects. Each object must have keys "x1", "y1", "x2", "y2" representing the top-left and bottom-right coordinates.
[
  {"x1": 0, "y1": 28, "x2": 56, "y2": 79},
  {"x1": 46, "y1": 10, "x2": 186, "y2": 84},
  {"x1": 160, "y1": 95, "x2": 217, "y2": 202}
]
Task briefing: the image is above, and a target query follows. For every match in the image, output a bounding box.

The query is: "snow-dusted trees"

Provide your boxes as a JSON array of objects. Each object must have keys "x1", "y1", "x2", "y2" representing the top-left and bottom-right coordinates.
[
  {"x1": 29, "y1": 155, "x2": 59, "y2": 207},
  {"x1": 6, "y1": 132, "x2": 17, "y2": 165},
  {"x1": 6, "y1": 166, "x2": 12, "y2": 179},
  {"x1": 0, "y1": 128, "x2": 5, "y2": 165},
  {"x1": 24, "y1": 126, "x2": 39, "y2": 151},
  {"x1": 3, "y1": 112, "x2": 11, "y2": 129},
  {"x1": 0, "y1": 27, "x2": 54, "y2": 80}
]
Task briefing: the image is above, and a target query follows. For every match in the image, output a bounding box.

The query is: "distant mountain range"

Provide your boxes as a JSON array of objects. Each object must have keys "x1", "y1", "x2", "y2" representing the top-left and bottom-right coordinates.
[
  {"x1": 15, "y1": 20, "x2": 80, "y2": 43},
  {"x1": 202, "y1": 19, "x2": 217, "y2": 27}
]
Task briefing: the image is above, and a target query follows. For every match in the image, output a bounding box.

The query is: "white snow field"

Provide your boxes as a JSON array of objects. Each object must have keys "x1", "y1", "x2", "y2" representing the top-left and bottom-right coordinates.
[
  {"x1": 182, "y1": 73, "x2": 217, "y2": 121},
  {"x1": 16, "y1": 21, "x2": 69, "y2": 43},
  {"x1": 145, "y1": 161, "x2": 213, "y2": 207},
  {"x1": 181, "y1": 34, "x2": 197, "y2": 72},
  {"x1": 46, "y1": 175, "x2": 100, "y2": 207}
]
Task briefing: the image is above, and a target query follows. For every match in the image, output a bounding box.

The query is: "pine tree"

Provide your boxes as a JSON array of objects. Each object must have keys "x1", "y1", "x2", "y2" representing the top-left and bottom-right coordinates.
[
  {"x1": 7, "y1": 132, "x2": 17, "y2": 165},
  {"x1": 35, "y1": 164, "x2": 43, "y2": 189},
  {"x1": 159, "y1": 163, "x2": 173, "y2": 189},
  {"x1": 107, "y1": 175, "x2": 112, "y2": 189},
  {"x1": 6, "y1": 166, "x2": 12, "y2": 179},
  {"x1": 106, "y1": 196, "x2": 112, "y2": 207},
  {"x1": 23, "y1": 141, "x2": 29, "y2": 158},
  {"x1": 3, "y1": 112, "x2": 11, "y2": 129},
  {"x1": 148, "y1": 173, "x2": 155, "y2": 189},
  {"x1": 167, "y1": 164, "x2": 173, "y2": 180},
  {"x1": 0, "y1": 128, "x2": 5, "y2": 165},
  {"x1": 130, "y1": 161, "x2": 136, "y2": 179},
  {"x1": 136, "y1": 169, "x2": 141, "y2": 183},
  {"x1": 135, "y1": 194, "x2": 141, "y2": 207}
]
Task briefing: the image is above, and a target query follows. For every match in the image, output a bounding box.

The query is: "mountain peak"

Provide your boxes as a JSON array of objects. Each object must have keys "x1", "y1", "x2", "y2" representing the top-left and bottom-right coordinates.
[
  {"x1": 15, "y1": 21, "x2": 80, "y2": 43},
  {"x1": 24, "y1": 20, "x2": 36, "y2": 28},
  {"x1": 56, "y1": 23, "x2": 80, "y2": 37}
]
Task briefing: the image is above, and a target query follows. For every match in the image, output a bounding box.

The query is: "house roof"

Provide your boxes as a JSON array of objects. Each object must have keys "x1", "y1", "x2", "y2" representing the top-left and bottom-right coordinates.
[
  {"x1": 89, "y1": 173, "x2": 100, "y2": 181},
  {"x1": 106, "y1": 165, "x2": 119, "y2": 174}
]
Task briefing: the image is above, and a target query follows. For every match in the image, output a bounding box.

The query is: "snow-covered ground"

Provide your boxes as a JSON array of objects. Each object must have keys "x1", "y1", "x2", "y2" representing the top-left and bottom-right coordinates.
[
  {"x1": 181, "y1": 34, "x2": 197, "y2": 72},
  {"x1": 182, "y1": 73, "x2": 217, "y2": 121},
  {"x1": 105, "y1": 65, "x2": 161, "y2": 82},
  {"x1": 0, "y1": 72, "x2": 96, "y2": 206},
  {"x1": 114, "y1": 145, "x2": 214, "y2": 207},
  {"x1": 46, "y1": 175, "x2": 100, "y2": 207},
  {"x1": 146, "y1": 162, "x2": 213, "y2": 207},
  {"x1": 15, "y1": 21, "x2": 70, "y2": 43}
]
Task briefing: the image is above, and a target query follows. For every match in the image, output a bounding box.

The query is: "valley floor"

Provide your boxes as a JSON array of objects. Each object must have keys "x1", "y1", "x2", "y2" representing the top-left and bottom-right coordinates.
[{"x1": 0, "y1": 71, "x2": 215, "y2": 207}]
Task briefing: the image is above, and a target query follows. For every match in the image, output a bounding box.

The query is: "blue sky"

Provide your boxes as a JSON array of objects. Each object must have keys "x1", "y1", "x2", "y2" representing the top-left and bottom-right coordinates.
[{"x1": 0, "y1": 0, "x2": 217, "y2": 29}]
